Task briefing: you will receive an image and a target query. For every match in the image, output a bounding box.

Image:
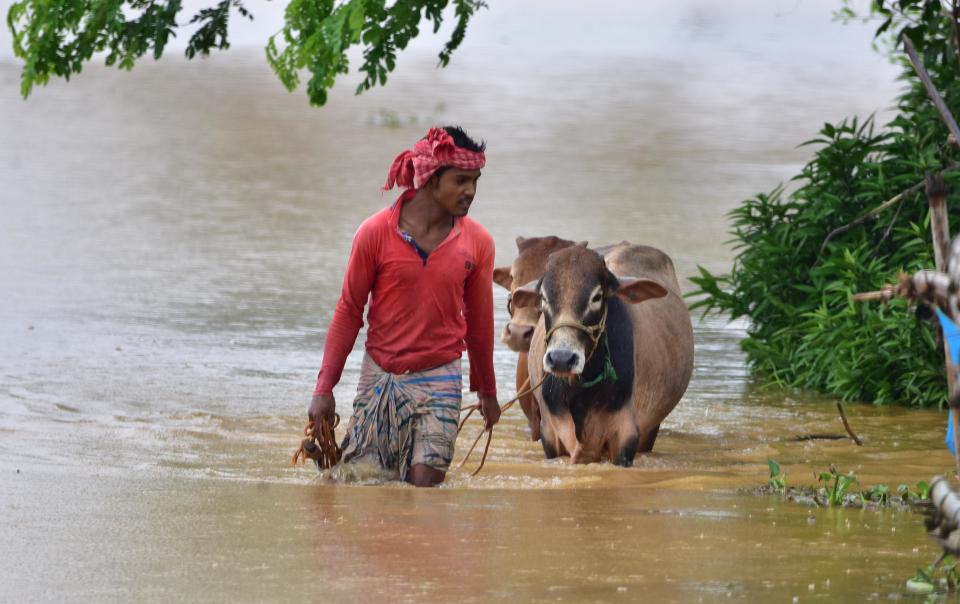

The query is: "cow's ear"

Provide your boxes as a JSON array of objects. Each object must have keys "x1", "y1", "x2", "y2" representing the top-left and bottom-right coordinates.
[
  {"x1": 601, "y1": 265, "x2": 620, "y2": 296},
  {"x1": 511, "y1": 280, "x2": 541, "y2": 309},
  {"x1": 493, "y1": 267, "x2": 513, "y2": 290},
  {"x1": 576, "y1": 240, "x2": 588, "y2": 248},
  {"x1": 515, "y1": 236, "x2": 527, "y2": 250},
  {"x1": 614, "y1": 277, "x2": 668, "y2": 304}
]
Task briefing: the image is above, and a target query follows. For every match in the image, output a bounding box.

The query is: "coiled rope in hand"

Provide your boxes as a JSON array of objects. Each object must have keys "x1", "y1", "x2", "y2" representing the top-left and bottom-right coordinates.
[
  {"x1": 456, "y1": 374, "x2": 547, "y2": 476},
  {"x1": 291, "y1": 414, "x2": 342, "y2": 469}
]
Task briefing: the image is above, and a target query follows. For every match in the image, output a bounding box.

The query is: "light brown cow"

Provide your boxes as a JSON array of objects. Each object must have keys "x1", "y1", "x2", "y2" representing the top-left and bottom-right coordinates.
[
  {"x1": 511, "y1": 243, "x2": 693, "y2": 465},
  {"x1": 493, "y1": 236, "x2": 576, "y2": 440}
]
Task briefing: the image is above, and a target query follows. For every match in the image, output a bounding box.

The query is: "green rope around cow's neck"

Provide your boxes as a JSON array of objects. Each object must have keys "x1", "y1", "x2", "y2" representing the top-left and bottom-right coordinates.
[{"x1": 580, "y1": 331, "x2": 618, "y2": 389}]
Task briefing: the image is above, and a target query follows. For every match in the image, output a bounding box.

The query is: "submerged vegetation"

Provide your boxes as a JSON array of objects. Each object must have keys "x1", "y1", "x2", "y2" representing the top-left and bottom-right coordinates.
[
  {"x1": 691, "y1": 0, "x2": 960, "y2": 407},
  {"x1": 759, "y1": 460, "x2": 931, "y2": 509}
]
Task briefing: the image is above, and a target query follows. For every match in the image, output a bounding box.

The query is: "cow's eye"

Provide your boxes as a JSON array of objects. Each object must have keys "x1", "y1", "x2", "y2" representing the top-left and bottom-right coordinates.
[{"x1": 591, "y1": 293, "x2": 602, "y2": 304}]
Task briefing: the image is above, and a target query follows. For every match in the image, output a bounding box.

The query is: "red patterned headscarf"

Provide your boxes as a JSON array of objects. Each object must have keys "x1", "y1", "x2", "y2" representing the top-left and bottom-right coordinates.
[{"x1": 383, "y1": 127, "x2": 486, "y2": 191}]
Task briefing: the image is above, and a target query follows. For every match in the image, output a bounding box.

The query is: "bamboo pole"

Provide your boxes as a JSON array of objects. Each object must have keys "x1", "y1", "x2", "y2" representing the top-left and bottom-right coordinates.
[
  {"x1": 928, "y1": 174, "x2": 951, "y2": 271},
  {"x1": 851, "y1": 288, "x2": 897, "y2": 303},
  {"x1": 925, "y1": 175, "x2": 960, "y2": 465},
  {"x1": 904, "y1": 38, "x2": 960, "y2": 145}
]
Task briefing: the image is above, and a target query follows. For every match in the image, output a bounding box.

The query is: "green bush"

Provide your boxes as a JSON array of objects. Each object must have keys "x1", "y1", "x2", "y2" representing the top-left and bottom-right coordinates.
[{"x1": 690, "y1": 1, "x2": 960, "y2": 407}]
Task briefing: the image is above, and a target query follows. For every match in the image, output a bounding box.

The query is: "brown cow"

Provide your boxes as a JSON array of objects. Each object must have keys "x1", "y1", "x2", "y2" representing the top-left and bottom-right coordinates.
[
  {"x1": 493, "y1": 236, "x2": 576, "y2": 440},
  {"x1": 511, "y1": 243, "x2": 693, "y2": 465},
  {"x1": 493, "y1": 236, "x2": 627, "y2": 440}
]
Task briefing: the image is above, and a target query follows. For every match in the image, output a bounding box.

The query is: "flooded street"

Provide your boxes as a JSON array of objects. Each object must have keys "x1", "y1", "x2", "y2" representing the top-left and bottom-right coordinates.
[{"x1": 2, "y1": 1, "x2": 957, "y2": 600}]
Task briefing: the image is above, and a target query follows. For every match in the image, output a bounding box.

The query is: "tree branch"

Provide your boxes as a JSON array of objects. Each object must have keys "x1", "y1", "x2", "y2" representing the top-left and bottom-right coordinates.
[{"x1": 815, "y1": 162, "x2": 960, "y2": 265}]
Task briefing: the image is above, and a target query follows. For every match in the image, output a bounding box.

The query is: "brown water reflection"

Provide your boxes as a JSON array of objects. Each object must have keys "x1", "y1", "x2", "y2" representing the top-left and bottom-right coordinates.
[
  {"x1": 1, "y1": 5, "x2": 954, "y2": 600},
  {"x1": 2, "y1": 465, "x2": 944, "y2": 602}
]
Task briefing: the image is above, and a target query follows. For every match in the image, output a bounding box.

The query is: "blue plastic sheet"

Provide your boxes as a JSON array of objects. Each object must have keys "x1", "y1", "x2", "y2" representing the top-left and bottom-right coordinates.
[{"x1": 936, "y1": 308, "x2": 960, "y2": 455}]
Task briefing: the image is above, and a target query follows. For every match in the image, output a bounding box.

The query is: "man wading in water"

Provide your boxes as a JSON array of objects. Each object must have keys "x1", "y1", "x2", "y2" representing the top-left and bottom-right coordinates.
[{"x1": 309, "y1": 126, "x2": 501, "y2": 487}]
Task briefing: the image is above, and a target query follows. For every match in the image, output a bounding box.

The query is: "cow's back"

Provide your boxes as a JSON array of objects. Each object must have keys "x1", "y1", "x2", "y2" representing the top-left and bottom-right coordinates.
[
  {"x1": 602, "y1": 243, "x2": 681, "y2": 295},
  {"x1": 604, "y1": 244, "x2": 693, "y2": 433}
]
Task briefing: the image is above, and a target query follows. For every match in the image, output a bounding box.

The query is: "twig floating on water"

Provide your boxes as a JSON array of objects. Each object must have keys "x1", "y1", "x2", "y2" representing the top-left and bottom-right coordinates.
[
  {"x1": 836, "y1": 402, "x2": 863, "y2": 446},
  {"x1": 791, "y1": 433, "x2": 847, "y2": 442}
]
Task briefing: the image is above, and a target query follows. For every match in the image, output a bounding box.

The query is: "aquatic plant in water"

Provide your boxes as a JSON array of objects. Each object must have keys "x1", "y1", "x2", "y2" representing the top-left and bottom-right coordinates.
[
  {"x1": 818, "y1": 466, "x2": 859, "y2": 507},
  {"x1": 767, "y1": 458, "x2": 786, "y2": 493},
  {"x1": 759, "y1": 461, "x2": 931, "y2": 509},
  {"x1": 905, "y1": 557, "x2": 960, "y2": 596}
]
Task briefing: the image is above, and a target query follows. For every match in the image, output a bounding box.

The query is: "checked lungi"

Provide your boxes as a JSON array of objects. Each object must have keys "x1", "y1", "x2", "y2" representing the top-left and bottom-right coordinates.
[{"x1": 335, "y1": 354, "x2": 462, "y2": 481}]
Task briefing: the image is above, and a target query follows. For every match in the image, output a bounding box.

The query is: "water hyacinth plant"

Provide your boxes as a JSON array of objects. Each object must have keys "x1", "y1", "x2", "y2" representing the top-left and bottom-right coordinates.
[
  {"x1": 759, "y1": 461, "x2": 932, "y2": 509},
  {"x1": 767, "y1": 458, "x2": 786, "y2": 493},
  {"x1": 817, "y1": 466, "x2": 859, "y2": 506}
]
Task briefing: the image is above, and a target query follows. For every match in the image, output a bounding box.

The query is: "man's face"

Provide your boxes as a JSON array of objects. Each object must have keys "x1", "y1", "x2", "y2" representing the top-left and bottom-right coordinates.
[{"x1": 430, "y1": 168, "x2": 481, "y2": 217}]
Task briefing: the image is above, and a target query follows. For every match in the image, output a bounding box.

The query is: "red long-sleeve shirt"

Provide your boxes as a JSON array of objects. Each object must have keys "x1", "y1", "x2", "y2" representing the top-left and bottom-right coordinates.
[{"x1": 314, "y1": 192, "x2": 497, "y2": 396}]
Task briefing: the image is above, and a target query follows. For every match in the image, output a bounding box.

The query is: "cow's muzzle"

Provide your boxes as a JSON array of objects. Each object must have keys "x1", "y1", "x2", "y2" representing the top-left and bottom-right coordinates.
[
  {"x1": 544, "y1": 347, "x2": 582, "y2": 374},
  {"x1": 501, "y1": 321, "x2": 535, "y2": 352}
]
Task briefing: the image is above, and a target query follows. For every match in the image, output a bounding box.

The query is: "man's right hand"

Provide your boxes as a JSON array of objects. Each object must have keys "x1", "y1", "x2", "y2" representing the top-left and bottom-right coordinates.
[{"x1": 308, "y1": 393, "x2": 337, "y2": 425}]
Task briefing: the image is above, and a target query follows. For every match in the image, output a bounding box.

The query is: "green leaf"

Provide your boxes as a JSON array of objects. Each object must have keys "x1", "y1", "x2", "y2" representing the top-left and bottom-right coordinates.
[{"x1": 348, "y1": 1, "x2": 364, "y2": 34}]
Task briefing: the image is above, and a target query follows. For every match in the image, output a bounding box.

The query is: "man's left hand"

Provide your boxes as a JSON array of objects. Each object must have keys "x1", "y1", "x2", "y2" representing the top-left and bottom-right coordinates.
[{"x1": 478, "y1": 393, "x2": 501, "y2": 430}]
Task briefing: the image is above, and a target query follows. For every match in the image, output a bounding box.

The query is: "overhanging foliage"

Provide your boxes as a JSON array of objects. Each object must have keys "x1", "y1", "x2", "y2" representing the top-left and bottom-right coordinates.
[{"x1": 6, "y1": 0, "x2": 486, "y2": 105}]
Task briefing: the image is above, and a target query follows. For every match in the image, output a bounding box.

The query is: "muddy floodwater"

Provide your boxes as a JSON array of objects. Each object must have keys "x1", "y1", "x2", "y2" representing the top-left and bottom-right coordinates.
[{"x1": 2, "y1": 2, "x2": 957, "y2": 601}]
